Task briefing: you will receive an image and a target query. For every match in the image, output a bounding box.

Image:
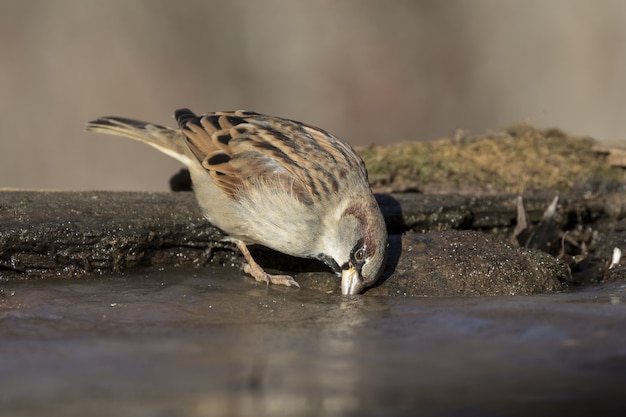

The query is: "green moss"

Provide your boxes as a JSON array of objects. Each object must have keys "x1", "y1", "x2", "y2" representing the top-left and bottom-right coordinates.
[{"x1": 358, "y1": 124, "x2": 622, "y2": 194}]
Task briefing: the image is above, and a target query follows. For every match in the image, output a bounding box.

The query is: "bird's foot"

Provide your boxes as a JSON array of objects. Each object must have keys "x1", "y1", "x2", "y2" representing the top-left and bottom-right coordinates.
[
  {"x1": 228, "y1": 238, "x2": 300, "y2": 289},
  {"x1": 243, "y1": 263, "x2": 300, "y2": 288}
]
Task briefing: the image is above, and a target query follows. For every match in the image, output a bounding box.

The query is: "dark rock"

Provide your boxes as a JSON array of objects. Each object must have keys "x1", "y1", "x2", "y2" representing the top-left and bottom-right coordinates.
[
  {"x1": 367, "y1": 230, "x2": 567, "y2": 296},
  {"x1": 1, "y1": 190, "x2": 623, "y2": 296},
  {"x1": 377, "y1": 193, "x2": 471, "y2": 232},
  {"x1": 0, "y1": 191, "x2": 237, "y2": 280},
  {"x1": 578, "y1": 230, "x2": 626, "y2": 284}
]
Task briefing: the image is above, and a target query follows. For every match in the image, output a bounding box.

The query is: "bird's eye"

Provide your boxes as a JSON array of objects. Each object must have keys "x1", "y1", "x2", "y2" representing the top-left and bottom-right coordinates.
[{"x1": 354, "y1": 247, "x2": 367, "y2": 263}]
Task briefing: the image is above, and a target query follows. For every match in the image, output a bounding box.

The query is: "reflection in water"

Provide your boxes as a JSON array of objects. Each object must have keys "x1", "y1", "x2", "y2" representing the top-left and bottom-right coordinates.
[
  {"x1": 302, "y1": 297, "x2": 391, "y2": 415},
  {"x1": 1, "y1": 271, "x2": 626, "y2": 416}
]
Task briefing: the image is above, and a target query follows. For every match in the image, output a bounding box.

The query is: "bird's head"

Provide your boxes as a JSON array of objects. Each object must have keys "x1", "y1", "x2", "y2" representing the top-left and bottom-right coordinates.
[{"x1": 319, "y1": 196, "x2": 388, "y2": 295}]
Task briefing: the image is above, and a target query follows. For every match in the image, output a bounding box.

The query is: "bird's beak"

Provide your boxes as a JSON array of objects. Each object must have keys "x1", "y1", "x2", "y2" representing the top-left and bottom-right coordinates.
[{"x1": 341, "y1": 265, "x2": 364, "y2": 295}]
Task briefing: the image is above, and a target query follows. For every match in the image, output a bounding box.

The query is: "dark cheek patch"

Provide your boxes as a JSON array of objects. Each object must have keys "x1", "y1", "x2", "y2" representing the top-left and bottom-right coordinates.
[{"x1": 343, "y1": 204, "x2": 378, "y2": 256}]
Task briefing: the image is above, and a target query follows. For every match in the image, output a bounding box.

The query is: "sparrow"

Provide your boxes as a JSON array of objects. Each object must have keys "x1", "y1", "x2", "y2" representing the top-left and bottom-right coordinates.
[{"x1": 86, "y1": 109, "x2": 388, "y2": 294}]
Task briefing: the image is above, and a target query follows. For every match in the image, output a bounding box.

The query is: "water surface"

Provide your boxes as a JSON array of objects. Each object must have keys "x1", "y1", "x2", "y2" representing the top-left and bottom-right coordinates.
[{"x1": 1, "y1": 269, "x2": 625, "y2": 416}]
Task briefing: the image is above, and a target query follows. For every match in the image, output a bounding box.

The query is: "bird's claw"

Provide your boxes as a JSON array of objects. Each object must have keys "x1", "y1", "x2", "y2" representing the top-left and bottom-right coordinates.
[{"x1": 243, "y1": 264, "x2": 300, "y2": 289}]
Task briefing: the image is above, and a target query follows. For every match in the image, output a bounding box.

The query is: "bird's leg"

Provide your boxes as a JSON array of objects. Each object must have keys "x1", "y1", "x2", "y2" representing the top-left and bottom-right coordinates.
[{"x1": 229, "y1": 239, "x2": 300, "y2": 288}]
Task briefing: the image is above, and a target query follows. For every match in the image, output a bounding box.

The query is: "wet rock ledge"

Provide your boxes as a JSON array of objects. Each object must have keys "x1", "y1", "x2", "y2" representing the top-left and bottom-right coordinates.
[
  {"x1": 2, "y1": 124, "x2": 626, "y2": 296},
  {"x1": 1, "y1": 189, "x2": 624, "y2": 296}
]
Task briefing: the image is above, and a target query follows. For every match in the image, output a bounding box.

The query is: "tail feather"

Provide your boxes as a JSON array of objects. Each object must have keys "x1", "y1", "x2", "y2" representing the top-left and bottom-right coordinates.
[
  {"x1": 174, "y1": 108, "x2": 198, "y2": 128},
  {"x1": 86, "y1": 116, "x2": 191, "y2": 165}
]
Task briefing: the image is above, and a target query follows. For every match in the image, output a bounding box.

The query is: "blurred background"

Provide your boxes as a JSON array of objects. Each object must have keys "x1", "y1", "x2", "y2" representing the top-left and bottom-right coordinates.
[{"x1": 1, "y1": 0, "x2": 625, "y2": 191}]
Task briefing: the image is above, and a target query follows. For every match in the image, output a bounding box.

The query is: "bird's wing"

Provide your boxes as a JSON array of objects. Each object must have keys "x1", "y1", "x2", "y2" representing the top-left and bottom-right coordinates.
[{"x1": 175, "y1": 109, "x2": 367, "y2": 205}]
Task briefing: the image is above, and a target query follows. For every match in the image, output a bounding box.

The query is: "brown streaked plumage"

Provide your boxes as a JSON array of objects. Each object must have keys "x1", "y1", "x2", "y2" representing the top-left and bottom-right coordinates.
[{"x1": 86, "y1": 109, "x2": 388, "y2": 294}]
